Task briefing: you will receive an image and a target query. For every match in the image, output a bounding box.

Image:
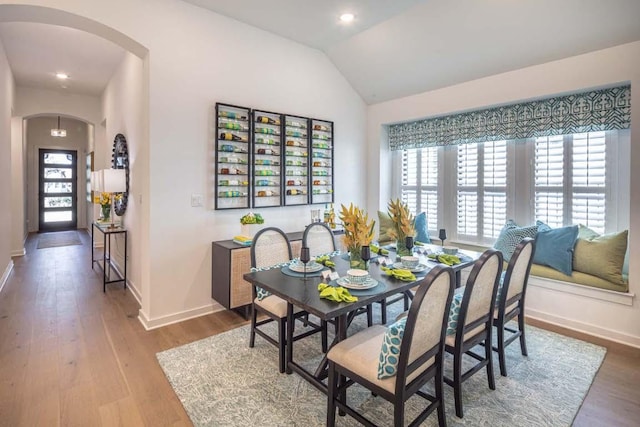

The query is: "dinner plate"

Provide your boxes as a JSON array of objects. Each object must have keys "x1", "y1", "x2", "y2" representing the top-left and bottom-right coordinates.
[
  {"x1": 288, "y1": 262, "x2": 324, "y2": 273},
  {"x1": 336, "y1": 276, "x2": 379, "y2": 290},
  {"x1": 391, "y1": 262, "x2": 429, "y2": 273}
]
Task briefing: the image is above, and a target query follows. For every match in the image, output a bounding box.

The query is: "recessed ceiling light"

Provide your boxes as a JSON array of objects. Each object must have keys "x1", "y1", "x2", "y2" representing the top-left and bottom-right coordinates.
[
  {"x1": 340, "y1": 13, "x2": 355, "y2": 23},
  {"x1": 56, "y1": 72, "x2": 69, "y2": 80}
]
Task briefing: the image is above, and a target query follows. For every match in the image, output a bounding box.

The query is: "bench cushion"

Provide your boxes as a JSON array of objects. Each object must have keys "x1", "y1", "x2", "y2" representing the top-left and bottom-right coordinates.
[{"x1": 530, "y1": 263, "x2": 628, "y2": 292}]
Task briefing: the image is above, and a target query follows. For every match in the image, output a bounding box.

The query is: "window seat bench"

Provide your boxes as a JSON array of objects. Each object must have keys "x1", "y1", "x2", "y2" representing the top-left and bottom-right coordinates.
[{"x1": 529, "y1": 263, "x2": 628, "y2": 293}]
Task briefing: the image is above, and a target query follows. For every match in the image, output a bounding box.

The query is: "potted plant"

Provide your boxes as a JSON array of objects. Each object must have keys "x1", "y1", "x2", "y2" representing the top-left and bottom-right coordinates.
[
  {"x1": 339, "y1": 203, "x2": 375, "y2": 269},
  {"x1": 240, "y1": 212, "x2": 265, "y2": 238},
  {"x1": 387, "y1": 199, "x2": 416, "y2": 257}
]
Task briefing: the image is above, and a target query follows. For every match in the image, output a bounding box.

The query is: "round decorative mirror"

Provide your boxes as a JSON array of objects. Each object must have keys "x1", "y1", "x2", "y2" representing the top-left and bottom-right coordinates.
[{"x1": 112, "y1": 133, "x2": 129, "y2": 216}]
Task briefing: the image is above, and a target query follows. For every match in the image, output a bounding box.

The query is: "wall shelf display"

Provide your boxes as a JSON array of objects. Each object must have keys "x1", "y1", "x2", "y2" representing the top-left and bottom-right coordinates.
[
  {"x1": 252, "y1": 110, "x2": 283, "y2": 208},
  {"x1": 310, "y1": 119, "x2": 334, "y2": 204},
  {"x1": 284, "y1": 115, "x2": 310, "y2": 205},
  {"x1": 215, "y1": 103, "x2": 251, "y2": 210}
]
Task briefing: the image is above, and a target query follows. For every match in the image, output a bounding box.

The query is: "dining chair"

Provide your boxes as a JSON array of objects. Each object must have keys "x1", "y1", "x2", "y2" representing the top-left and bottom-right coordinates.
[
  {"x1": 327, "y1": 265, "x2": 455, "y2": 427},
  {"x1": 444, "y1": 249, "x2": 503, "y2": 418},
  {"x1": 493, "y1": 237, "x2": 536, "y2": 376},
  {"x1": 249, "y1": 227, "x2": 323, "y2": 373}
]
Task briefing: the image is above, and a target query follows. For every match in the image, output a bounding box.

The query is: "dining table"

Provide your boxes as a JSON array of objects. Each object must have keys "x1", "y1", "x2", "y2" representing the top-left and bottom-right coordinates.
[{"x1": 242, "y1": 244, "x2": 482, "y2": 394}]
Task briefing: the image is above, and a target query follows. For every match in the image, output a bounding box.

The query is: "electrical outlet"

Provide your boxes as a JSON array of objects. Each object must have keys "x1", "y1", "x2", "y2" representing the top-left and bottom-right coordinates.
[{"x1": 191, "y1": 194, "x2": 203, "y2": 207}]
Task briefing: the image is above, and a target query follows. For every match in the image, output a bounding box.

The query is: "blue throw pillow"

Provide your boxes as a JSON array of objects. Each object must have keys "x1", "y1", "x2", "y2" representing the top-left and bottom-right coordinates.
[
  {"x1": 446, "y1": 292, "x2": 464, "y2": 335},
  {"x1": 533, "y1": 225, "x2": 579, "y2": 276},
  {"x1": 493, "y1": 220, "x2": 543, "y2": 262},
  {"x1": 378, "y1": 317, "x2": 407, "y2": 379},
  {"x1": 414, "y1": 212, "x2": 431, "y2": 244}
]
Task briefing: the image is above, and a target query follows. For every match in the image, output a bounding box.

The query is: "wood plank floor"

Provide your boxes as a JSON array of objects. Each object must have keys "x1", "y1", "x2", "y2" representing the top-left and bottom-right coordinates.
[{"x1": 0, "y1": 231, "x2": 638, "y2": 426}]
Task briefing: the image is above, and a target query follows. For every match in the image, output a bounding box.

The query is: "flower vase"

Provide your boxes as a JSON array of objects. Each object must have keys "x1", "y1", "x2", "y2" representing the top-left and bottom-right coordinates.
[
  {"x1": 396, "y1": 238, "x2": 411, "y2": 259},
  {"x1": 349, "y1": 248, "x2": 368, "y2": 270},
  {"x1": 101, "y1": 204, "x2": 111, "y2": 221}
]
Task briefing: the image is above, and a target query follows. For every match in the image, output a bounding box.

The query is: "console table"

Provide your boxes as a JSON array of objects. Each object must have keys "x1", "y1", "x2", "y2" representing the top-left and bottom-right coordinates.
[
  {"x1": 212, "y1": 228, "x2": 343, "y2": 317},
  {"x1": 91, "y1": 222, "x2": 128, "y2": 292}
]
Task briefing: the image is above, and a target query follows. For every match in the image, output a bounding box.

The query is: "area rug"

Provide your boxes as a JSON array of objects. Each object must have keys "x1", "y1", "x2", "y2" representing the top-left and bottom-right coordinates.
[
  {"x1": 157, "y1": 306, "x2": 606, "y2": 427},
  {"x1": 37, "y1": 230, "x2": 82, "y2": 249}
]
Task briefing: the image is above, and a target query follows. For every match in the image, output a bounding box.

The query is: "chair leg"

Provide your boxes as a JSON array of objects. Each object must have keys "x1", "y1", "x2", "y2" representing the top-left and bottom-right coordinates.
[
  {"x1": 436, "y1": 362, "x2": 447, "y2": 427},
  {"x1": 518, "y1": 314, "x2": 528, "y2": 356},
  {"x1": 321, "y1": 320, "x2": 328, "y2": 353},
  {"x1": 453, "y1": 351, "x2": 463, "y2": 418},
  {"x1": 403, "y1": 292, "x2": 410, "y2": 311},
  {"x1": 393, "y1": 399, "x2": 404, "y2": 427},
  {"x1": 485, "y1": 331, "x2": 496, "y2": 391},
  {"x1": 380, "y1": 299, "x2": 388, "y2": 324},
  {"x1": 278, "y1": 318, "x2": 286, "y2": 374},
  {"x1": 327, "y1": 362, "x2": 337, "y2": 427},
  {"x1": 496, "y1": 323, "x2": 507, "y2": 377},
  {"x1": 367, "y1": 304, "x2": 373, "y2": 327},
  {"x1": 249, "y1": 303, "x2": 257, "y2": 348}
]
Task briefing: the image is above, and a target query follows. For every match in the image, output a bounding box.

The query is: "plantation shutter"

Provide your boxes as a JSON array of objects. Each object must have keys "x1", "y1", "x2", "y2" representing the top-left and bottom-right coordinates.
[
  {"x1": 401, "y1": 149, "x2": 419, "y2": 213},
  {"x1": 534, "y1": 135, "x2": 565, "y2": 228},
  {"x1": 457, "y1": 143, "x2": 478, "y2": 236},
  {"x1": 572, "y1": 132, "x2": 606, "y2": 233},
  {"x1": 419, "y1": 148, "x2": 438, "y2": 230},
  {"x1": 483, "y1": 141, "x2": 507, "y2": 238}
]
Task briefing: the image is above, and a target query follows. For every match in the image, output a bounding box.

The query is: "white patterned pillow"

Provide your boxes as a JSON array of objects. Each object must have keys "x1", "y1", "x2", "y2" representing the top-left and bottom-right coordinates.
[
  {"x1": 493, "y1": 220, "x2": 542, "y2": 262},
  {"x1": 377, "y1": 317, "x2": 407, "y2": 379}
]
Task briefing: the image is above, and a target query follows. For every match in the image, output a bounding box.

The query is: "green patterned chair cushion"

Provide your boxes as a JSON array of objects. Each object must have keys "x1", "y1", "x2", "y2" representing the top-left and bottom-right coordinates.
[{"x1": 377, "y1": 317, "x2": 407, "y2": 379}]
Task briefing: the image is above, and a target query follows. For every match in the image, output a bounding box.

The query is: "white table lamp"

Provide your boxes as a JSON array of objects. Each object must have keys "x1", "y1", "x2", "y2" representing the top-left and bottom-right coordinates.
[{"x1": 102, "y1": 169, "x2": 126, "y2": 227}]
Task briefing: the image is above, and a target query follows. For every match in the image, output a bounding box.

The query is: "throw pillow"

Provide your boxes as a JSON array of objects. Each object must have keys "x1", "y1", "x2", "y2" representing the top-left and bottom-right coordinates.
[
  {"x1": 493, "y1": 220, "x2": 541, "y2": 262},
  {"x1": 377, "y1": 210, "x2": 395, "y2": 245},
  {"x1": 445, "y1": 292, "x2": 464, "y2": 336},
  {"x1": 378, "y1": 317, "x2": 407, "y2": 379},
  {"x1": 573, "y1": 226, "x2": 628, "y2": 285},
  {"x1": 414, "y1": 212, "x2": 431, "y2": 244},
  {"x1": 533, "y1": 225, "x2": 579, "y2": 276}
]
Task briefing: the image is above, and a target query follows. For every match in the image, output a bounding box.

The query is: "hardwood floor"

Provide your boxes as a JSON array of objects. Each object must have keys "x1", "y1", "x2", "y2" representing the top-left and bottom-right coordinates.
[{"x1": 0, "y1": 231, "x2": 638, "y2": 426}]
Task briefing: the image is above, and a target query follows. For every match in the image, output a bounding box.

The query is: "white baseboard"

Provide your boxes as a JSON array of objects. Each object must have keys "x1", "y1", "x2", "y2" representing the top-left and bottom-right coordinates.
[
  {"x1": 126, "y1": 278, "x2": 142, "y2": 306},
  {"x1": 138, "y1": 303, "x2": 225, "y2": 331},
  {"x1": 0, "y1": 260, "x2": 15, "y2": 293},
  {"x1": 527, "y1": 307, "x2": 640, "y2": 349},
  {"x1": 529, "y1": 276, "x2": 634, "y2": 306},
  {"x1": 11, "y1": 248, "x2": 25, "y2": 257}
]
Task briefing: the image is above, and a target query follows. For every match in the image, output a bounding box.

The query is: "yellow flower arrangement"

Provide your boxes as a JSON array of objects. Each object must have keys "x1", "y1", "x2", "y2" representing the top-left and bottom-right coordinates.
[
  {"x1": 93, "y1": 192, "x2": 123, "y2": 207},
  {"x1": 339, "y1": 203, "x2": 375, "y2": 252},
  {"x1": 387, "y1": 199, "x2": 415, "y2": 240}
]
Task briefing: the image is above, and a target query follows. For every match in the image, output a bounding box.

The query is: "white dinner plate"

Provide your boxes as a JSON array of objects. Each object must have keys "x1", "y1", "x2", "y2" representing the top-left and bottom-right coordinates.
[
  {"x1": 336, "y1": 276, "x2": 379, "y2": 290},
  {"x1": 391, "y1": 262, "x2": 429, "y2": 273},
  {"x1": 288, "y1": 262, "x2": 324, "y2": 273}
]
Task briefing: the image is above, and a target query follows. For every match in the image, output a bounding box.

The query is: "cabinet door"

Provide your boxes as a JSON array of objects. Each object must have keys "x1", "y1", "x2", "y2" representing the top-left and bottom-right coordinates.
[
  {"x1": 252, "y1": 110, "x2": 283, "y2": 208},
  {"x1": 310, "y1": 119, "x2": 334, "y2": 204},
  {"x1": 230, "y1": 247, "x2": 253, "y2": 308},
  {"x1": 284, "y1": 115, "x2": 310, "y2": 205},
  {"x1": 215, "y1": 103, "x2": 251, "y2": 210}
]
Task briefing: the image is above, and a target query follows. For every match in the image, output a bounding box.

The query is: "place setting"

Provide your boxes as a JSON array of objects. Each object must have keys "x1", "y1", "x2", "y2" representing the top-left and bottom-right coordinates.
[{"x1": 281, "y1": 246, "x2": 328, "y2": 278}]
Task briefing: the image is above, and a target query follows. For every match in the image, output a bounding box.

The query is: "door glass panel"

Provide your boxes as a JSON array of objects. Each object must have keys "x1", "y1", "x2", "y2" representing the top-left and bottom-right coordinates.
[
  {"x1": 44, "y1": 211, "x2": 72, "y2": 222},
  {"x1": 44, "y1": 197, "x2": 72, "y2": 208},
  {"x1": 44, "y1": 153, "x2": 73, "y2": 165},
  {"x1": 44, "y1": 182, "x2": 72, "y2": 193},
  {"x1": 44, "y1": 168, "x2": 73, "y2": 179}
]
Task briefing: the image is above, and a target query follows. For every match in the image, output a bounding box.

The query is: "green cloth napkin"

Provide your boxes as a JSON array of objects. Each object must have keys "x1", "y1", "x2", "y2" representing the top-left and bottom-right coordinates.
[
  {"x1": 371, "y1": 244, "x2": 390, "y2": 255},
  {"x1": 318, "y1": 283, "x2": 357, "y2": 302},
  {"x1": 315, "y1": 255, "x2": 335, "y2": 268},
  {"x1": 428, "y1": 253, "x2": 461, "y2": 266},
  {"x1": 380, "y1": 266, "x2": 417, "y2": 282}
]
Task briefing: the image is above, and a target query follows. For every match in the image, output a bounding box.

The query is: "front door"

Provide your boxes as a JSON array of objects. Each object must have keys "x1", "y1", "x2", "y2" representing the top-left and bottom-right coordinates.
[{"x1": 39, "y1": 149, "x2": 78, "y2": 232}]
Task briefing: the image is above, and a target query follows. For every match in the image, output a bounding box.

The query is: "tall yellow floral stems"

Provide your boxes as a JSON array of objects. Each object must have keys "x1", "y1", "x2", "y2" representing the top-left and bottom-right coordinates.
[
  {"x1": 387, "y1": 199, "x2": 415, "y2": 257},
  {"x1": 339, "y1": 203, "x2": 375, "y2": 269}
]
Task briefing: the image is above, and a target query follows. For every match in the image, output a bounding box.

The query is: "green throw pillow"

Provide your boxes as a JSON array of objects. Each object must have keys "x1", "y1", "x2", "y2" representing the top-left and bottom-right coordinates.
[
  {"x1": 377, "y1": 210, "x2": 395, "y2": 245},
  {"x1": 573, "y1": 226, "x2": 628, "y2": 285}
]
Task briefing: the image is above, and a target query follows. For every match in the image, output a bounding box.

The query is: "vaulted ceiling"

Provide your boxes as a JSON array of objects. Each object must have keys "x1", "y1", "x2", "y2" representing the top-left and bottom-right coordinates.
[{"x1": 1, "y1": 1, "x2": 639, "y2": 103}]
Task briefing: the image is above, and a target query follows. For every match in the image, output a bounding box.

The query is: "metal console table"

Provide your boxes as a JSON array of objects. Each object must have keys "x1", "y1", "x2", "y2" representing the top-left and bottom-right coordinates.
[{"x1": 91, "y1": 222, "x2": 127, "y2": 292}]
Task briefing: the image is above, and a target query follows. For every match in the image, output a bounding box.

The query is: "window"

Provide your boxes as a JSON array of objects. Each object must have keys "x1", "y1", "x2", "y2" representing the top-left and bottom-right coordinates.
[
  {"x1": 399, "y1": 131, "x2": 623, "y2": 245},
  {"x1": 401, "y1": 147, "x2": 438, "y2": 231}
]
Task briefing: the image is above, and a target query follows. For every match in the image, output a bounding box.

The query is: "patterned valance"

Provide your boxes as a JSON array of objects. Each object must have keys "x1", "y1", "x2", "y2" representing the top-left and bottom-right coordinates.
[{"x1": 388, "y1": 85, "x2": 631, "y2": 151}]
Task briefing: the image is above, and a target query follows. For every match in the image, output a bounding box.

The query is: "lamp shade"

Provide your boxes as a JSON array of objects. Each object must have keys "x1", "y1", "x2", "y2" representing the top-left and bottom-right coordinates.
[
  {"x1": 102, "y1": 169, "x2": 126, "y2": 193},
  {"x1": 90, "y1": 171, "x2": 103, "y2": 192}
]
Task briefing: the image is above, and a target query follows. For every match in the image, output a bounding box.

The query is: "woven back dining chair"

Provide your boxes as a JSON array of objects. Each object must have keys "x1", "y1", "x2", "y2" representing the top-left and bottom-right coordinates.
[
  {"x1": 302, "y1": 221, "x2": 336, "y2": 257},
  {"x1": 444, "y1": 248, "x2": 503, "y2": 418},
  {"x1": 327, "y1": 265, "x2": 455, "y2": 427},
  {"x1": 493, "y1": 237, "x2": 536, "y2": 376},
  {"x1": 249, "y1": 227, "x2": 323, "y2": 373}
]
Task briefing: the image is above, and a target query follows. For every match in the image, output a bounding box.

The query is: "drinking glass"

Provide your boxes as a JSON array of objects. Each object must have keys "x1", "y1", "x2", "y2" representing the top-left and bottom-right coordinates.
[
  {"x1": 439, "y1": 229, "x2": 447, "y2": 247},
  {"x1": 300, "y1": 246, "x2": 311, "y2": 280},
  {"x1": 405, "y1": 236, "x2": 414, "y2": 254},
  {"x1": 360, "y1": 245, "x2": 371, "y2": 271}
]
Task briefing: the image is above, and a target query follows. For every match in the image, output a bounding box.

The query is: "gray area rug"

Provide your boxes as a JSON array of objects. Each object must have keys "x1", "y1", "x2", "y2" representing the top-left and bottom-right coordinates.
[
  {"x1": 157, "y1": 305, "x2": 605, "y2": 427},
  {"x1": 37, "y1": 231, "x2": 82, "y2": 249}
]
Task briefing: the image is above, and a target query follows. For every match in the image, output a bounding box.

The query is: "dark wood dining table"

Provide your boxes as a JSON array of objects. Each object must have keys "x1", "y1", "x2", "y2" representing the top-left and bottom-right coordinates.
[{"x1": 242, "y1": 245, "x2": 481, "y2": 394}]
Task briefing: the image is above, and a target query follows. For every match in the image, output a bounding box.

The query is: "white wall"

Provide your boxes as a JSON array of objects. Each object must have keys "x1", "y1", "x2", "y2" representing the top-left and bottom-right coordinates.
[
  {"x1": 101, "y1": 51, "x2": 145, "y2": 303},
  {"x1": 25, "y1": 116, "x2": 89, "y2": 231},
  {"x1": 10, "y1": 116, "x2": 25, "y2": 255},
  {"x1": 0, "y1": 37, "x2": 15, "y2": 289},
  {"x1": 368, "y1": 41, "x2": 640, "y2": 347},
  {"x1": 0, "y1": 0, "x2": 367, "y2": 327}
]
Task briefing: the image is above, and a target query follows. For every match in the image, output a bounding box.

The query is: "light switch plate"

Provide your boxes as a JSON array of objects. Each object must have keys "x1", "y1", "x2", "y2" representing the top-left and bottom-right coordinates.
[{"x1": 191, "y1": 194, "x2": 203, "y2": 207}]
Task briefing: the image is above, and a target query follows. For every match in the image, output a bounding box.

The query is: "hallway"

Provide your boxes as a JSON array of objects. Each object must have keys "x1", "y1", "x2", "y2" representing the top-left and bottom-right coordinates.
[{"x1": 0, "y1": 230, "x2": 245, "y2": 426}]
